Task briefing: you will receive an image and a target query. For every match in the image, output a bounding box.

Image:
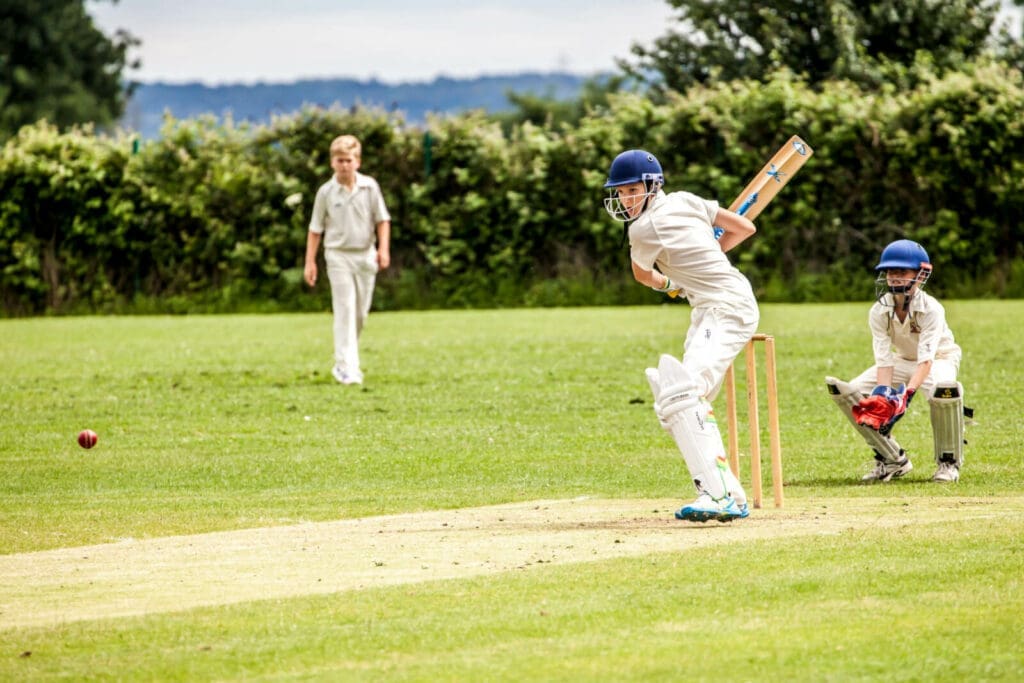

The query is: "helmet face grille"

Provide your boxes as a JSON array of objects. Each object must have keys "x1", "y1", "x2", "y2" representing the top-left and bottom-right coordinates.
[
  {"x1": 873, "y1": 240, "x2": 934, "y2": 303},
  {"x1": 604, "y1": 187, "x2": 655, "y2": 222},
  {"x1": 602, "y1": 150, "x2": 665, "y2": 222}
]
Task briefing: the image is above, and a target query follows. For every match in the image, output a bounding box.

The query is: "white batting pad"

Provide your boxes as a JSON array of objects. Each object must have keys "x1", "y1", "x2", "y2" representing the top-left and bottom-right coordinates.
[
  {"x1": 697, "y1": 398, "x2": 747, "y2": 506},
  {"x1": 645, "y1": 367, "x2": 667, "y2": 429},
  {"x1": 929, "y1": 382, "x2": 965, "y2": 467},
  {"x1": 826, "y1": 376, "x2": 904, "y2": 463},
  {"x1": 657, "y1": 355, "x2": 740, "y2": 501},
  {"x1": 645, "y1": 367, "x2": 662, "y2": 399}
]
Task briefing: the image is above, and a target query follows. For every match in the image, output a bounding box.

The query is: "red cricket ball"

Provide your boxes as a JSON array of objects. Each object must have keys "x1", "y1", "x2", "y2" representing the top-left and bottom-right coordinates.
[{"x1": 77, "y1": 429, "x2": 98, "y2": 449}]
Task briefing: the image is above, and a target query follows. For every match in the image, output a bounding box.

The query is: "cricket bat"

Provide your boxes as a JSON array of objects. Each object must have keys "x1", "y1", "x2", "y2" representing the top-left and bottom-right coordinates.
[
  {"x1": 724, "y1": 134, "x2": 813, "y2": 224},
  {"x1": 669, "y1": 135, "x2": 813, "y2": 297}
]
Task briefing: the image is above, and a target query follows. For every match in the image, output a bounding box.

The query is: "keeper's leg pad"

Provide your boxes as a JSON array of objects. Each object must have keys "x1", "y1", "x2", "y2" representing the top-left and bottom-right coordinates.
[
  {"x1": 929, "y1": 382, "x2": 965, "y2": 467},
  {"x1": 657, "y1": 355, "x2": 741, "y2": 501},
  {"x1": 825, "y1": 376, "x2": 904, "y2": 463}
]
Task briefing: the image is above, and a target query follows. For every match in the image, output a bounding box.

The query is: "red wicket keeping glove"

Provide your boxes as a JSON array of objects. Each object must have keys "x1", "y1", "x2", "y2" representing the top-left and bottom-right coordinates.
[
  {"x1": 852, "y1": 385, "x2": 899, "y2": 431},
  {"x1": 880, "y1": 386, "x2": 915, "y2": 436},
  {"x1": 853, "y1": 396, "x2": 893, "y2": 431},
  {"x1": 852, "y1": 385, "x2": 914, "y2": 434}
]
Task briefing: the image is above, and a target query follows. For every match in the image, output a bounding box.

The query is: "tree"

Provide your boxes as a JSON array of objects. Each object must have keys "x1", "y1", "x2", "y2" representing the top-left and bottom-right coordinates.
[
  {"x1": 621, "y1": 0, "x2": 1003, "y2": 92},
  {"x1": 993, "y1": 0, "x2": 1024, "y2": 71},
  {"x1": 491, "y1": 74, "x2": 632, "y2": 133},
  {"x1": 0, "y1": 0, "x2": 138, "y2": 139}
]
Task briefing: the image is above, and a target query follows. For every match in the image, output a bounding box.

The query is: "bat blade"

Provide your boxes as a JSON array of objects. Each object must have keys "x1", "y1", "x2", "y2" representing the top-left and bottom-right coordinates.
[
  {"x1": 673, "y1": 135, "x2": 813, "y2": 297},
  {"x1": 728, "y1": 135, "x2": 813, "y2": 220}
]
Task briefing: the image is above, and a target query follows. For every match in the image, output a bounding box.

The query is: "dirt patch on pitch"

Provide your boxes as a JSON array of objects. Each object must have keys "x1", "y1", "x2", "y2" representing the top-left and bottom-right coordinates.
[{"x1": 1, "y1": 496, "x2": 1018, "y2": 630}]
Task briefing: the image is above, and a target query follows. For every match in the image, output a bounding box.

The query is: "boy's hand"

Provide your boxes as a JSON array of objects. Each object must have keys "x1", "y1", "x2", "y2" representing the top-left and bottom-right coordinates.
[
  {"x1": 378, "y1": 248, "x2": 391, "y2": 270},
  {"x1": 304, "y1": 261, "x2": 317, "y2": 287},
  {"x1": 852, "y1": 395, "x2": 892, "y2": 431},
  {"x1": 852, "y1": 385, "x2": 898, "y2": 431},
  {"x1": 880, "y1": 386, "x2": 915, "y2": 435},
  {"x1": 852, "y1": 385, "x2": 914, "y2": 434}
]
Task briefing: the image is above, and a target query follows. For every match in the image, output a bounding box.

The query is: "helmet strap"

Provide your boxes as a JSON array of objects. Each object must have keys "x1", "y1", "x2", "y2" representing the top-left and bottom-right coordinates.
[
  {"x1": 638, "y1": 182, "x2": 659, "y2": 215},
  {"x1": 892, "y1": 290, "x2": 913, "y2": 314}
]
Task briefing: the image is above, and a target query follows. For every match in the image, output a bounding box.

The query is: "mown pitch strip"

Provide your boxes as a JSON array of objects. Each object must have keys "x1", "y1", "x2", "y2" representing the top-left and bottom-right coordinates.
[{"x1": 2, "y1": 496, "x2": 1017, "y2": 629}]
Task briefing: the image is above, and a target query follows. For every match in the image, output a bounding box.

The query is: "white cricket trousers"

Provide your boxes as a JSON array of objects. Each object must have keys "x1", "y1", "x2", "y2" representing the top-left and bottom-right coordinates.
[
  {"x1": 325, "y1": 247, "x2": 378, "y2": 376},
  {"x1": 681, "y1": 305, "x2": 760, "y2": 402},
  {"x1": 848, "y1": 357, "x2": 960, "y2": 397}
]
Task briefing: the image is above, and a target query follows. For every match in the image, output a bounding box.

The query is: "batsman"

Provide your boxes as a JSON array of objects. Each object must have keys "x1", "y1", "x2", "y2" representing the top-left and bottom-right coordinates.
[
  {"x1": 603, "y1": 149, "x2": 760, "y2": 522},
  {"x1": 826, "y1": 239, "x2": 966, "y2": 483}
]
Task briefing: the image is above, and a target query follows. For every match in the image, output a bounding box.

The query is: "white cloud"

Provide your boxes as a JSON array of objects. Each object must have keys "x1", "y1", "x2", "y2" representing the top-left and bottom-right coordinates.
[{"x1": 88, "y1": 1, "x2": 674, "y2": 84}]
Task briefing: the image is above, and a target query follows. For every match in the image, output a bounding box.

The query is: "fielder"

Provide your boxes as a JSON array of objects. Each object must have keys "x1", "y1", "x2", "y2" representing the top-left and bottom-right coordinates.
[
  {"x1": 304, "y1": 134, "x2": 391, "y2": 385},
  {"x1": 603, "y1": 149, "x2": 759, "y2": 522},
  {"x1": 825, "y1": 239, "x2": 966, "y2": 482}
]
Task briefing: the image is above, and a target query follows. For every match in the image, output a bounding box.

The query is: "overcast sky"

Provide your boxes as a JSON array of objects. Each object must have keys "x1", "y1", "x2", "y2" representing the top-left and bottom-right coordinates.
[{"x1": 86, "y1": 0, "x2": 677, "y2": 85}]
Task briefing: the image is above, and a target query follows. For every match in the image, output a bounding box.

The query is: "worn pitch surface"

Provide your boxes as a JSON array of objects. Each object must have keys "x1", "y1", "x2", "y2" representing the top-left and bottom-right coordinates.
[{"x1": 3, "y1": 496, "x2": 1017, "y2": 629}]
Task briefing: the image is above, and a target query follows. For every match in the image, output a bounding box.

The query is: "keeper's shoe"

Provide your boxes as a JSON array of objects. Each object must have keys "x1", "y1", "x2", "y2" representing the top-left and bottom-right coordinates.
[
  {"x1": 932, "y1": 459, "x2": 960, "y2": 483},
  {"x1": 861, "y1": 452, "x2": 913, "y2": 483},
  {"x1": 675, "y1": 493, "x2": 749, "y2": 523}
]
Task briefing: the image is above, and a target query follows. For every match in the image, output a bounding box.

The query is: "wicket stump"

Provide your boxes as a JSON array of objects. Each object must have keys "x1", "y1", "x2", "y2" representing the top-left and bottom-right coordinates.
[{"x1": 723, "y1": 334, "x2": 783, "y2": 508}]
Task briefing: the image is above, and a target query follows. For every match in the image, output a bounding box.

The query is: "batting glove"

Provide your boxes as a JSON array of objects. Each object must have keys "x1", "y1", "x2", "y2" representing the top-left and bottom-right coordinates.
[{"x1": 652, "y1": 276, "x2": 677, "y2": 294}]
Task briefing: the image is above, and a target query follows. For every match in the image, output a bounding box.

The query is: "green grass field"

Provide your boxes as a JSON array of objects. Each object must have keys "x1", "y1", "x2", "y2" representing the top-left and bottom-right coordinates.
[{"x1": 2, "y1": 302, "x2": 1023, "y2": 681}]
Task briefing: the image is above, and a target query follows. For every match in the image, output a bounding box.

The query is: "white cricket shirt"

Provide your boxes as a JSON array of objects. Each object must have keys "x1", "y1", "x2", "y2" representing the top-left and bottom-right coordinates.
[
  {"x1": 629, "y1": 190, "x2": 757, "y2": 319},
  {"x1": 869, "y1": 290, "x2": 961, "y2": 365},
  {"x1": 309, "y1": 172, "x2": 391, "y2": 250}
]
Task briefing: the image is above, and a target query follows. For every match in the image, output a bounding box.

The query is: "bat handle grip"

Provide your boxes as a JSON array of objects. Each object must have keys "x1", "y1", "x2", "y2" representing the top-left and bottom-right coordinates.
[{"x1": 714, "y1": 192, "x2": 755, "y2": 240}]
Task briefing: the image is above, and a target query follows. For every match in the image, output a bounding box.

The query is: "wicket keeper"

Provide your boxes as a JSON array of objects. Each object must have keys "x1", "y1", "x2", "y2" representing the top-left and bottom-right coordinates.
[{"x1": 826, "y1": 239, "x2": 966, "y2": 482}]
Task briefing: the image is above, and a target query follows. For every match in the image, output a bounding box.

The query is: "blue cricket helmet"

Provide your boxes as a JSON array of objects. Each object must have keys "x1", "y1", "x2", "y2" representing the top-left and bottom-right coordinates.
[
  {"x1": 874, "y1": 239, "x2": 933, "y2": 299},
  {"x1": 604, "y1": 150, "x2": 664, "y2": 189},
  {"x1": 875, "y1": 240, "x2": 931, "y2": 271}
]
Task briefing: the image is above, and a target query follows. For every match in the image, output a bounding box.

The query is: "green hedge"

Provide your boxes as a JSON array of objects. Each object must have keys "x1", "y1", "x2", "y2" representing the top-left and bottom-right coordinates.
[{"x1": 2, "y1": 62, "x2": 1022, "y2": 315}]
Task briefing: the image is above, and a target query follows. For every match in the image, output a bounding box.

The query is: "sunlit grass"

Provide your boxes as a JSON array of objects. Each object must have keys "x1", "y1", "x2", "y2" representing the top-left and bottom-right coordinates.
[{"x1": 2, "y1": 302, "x2": 1022, "y2": 680}]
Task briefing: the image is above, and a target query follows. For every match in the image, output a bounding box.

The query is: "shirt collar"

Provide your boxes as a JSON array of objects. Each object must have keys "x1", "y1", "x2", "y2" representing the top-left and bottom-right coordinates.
[
  {"x1": 883, "y1": 289, "x2": 927, "y2": 314},
  {"x1": 330, "y1": 172, "x2": 371, "y2": 190}
]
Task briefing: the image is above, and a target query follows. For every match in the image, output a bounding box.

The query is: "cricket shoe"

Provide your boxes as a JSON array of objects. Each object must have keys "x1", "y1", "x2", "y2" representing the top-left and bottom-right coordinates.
[
  {"x1": 331, "y1": 366, "x2": 363, "y2": 385},
  {"x1": 932, "y1": 458, "x2": 960, "y2": 483},
  {"x1": 675, "y1": 493, "x2": 749, "y2": 523},
  {"x1": 861, "y1": 452, "x2": 913, "y2": 482}
]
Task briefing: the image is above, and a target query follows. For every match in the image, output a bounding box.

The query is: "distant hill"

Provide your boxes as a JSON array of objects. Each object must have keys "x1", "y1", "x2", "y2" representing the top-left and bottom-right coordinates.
[{"x1": 121, "y1": 72, "x2": 596, "y2": 138}]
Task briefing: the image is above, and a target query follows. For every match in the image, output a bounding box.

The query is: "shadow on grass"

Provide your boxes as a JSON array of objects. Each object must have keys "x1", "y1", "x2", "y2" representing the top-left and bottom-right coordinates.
[{"x1": 781, "y1": 475, "x2": 926, "y2": 488}]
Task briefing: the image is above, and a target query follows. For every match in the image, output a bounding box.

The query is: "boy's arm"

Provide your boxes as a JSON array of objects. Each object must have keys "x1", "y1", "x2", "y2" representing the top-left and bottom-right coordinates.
[
  {"x1": 376, "y1": 220, "x2": 391, "y2": 270},
  {"x1": 906, "y1": 360, "x2": 932, "y2": 394},
  {"x1": 304, "y1": 186, "x2": 327, "y2": 287},
  {"x1": 631, "y1": 260, "x2": 675, "y2": 292},
  {"x1": 304, "y1": 231, "x2": 321, "y2": 287},
  {"x1": 713, "y1": 208, "x2": 756, "y2": 252}
]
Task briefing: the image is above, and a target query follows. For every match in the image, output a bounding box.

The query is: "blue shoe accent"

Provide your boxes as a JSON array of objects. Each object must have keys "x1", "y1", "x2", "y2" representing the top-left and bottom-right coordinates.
[
  {"x1": 674, "y1": 495, "x2": 749, "y2": 523},
  {"x1": 674, "y1": 493, "x2": 720, "y2": 523},
  {"x1": 716, "y1": 499, "x2": 749, "y2": 523}
]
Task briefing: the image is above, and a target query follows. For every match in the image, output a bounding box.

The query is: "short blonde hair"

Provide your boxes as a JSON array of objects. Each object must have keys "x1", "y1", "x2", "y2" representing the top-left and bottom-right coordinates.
[{"x1": 330, "y1": 134, "x2": 361, "y2": 159}]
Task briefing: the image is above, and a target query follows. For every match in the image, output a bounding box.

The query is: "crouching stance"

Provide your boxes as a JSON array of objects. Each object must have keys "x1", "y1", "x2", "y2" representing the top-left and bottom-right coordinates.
[
  {"x1": 825, "y1": 240, "x2": 966, "y2": 483},
  {"x1": 603, "y1": 149, "x2": 759, "y2": 521}
]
